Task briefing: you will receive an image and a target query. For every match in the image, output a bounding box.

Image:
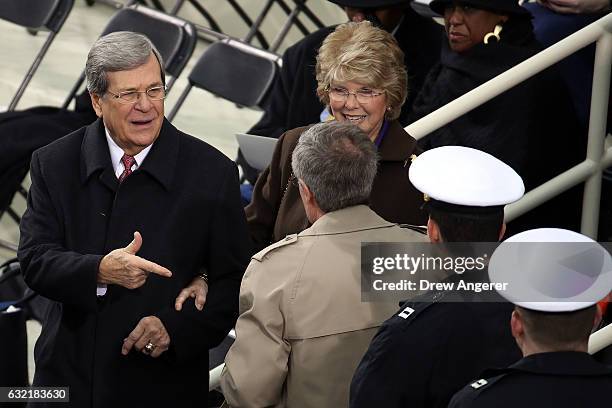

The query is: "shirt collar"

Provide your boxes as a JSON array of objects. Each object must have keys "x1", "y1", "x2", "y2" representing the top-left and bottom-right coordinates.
[
  {"x1": 81, "y1": 118, "x2": 179, "y2": 191},
  {"x1": 373, "y1": 120, "x2": 390, "y2": 148},
  {"x1": 104, "y1": 127, "x2": 153, "y2": 178}
]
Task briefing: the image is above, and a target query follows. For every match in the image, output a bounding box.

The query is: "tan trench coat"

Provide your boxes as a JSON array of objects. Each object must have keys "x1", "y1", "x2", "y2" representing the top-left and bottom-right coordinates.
[{"x1": 221, "y1": 205, "x2": 427, "y2": 407}]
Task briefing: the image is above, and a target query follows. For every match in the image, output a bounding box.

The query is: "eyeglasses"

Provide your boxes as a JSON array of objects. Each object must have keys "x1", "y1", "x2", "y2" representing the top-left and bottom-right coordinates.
[
  {"x1": 106, "y1": 86, "x2": 166, "y2": 104},
  {"x1": 327, "y1": 86, "x2": 385, "y2": 104}
]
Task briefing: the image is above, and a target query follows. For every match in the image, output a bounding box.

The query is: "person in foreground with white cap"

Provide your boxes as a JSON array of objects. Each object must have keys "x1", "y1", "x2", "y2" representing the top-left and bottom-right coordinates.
[
  {"x1": 350, "y1": 146, "x2": 525, "y2": 408},
  {"x1": 449, "y1": 228, "x2": 612, "y2": 407}
]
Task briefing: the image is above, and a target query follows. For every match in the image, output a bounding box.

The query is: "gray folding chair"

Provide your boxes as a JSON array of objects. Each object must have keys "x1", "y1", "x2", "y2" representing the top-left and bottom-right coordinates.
[
  {"x1": 63, "y1": 4, "x2": 197, "y2": 109},
  {"x1": 0, "y1": 0, "x2": 74, "y2": 111},
  {"x1": 167, "y1": 38, "x2": 281, "y2": 121}
]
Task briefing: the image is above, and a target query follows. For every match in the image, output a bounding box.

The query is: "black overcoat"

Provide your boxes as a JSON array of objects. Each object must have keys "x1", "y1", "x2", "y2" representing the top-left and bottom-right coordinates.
[{"x1": 18, "y1": 118, "x2": 251, "y2": 407}]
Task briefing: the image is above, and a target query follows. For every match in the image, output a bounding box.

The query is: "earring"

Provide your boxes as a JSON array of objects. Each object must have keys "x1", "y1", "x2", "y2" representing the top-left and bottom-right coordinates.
[
  {"x1": 385, "y1": 106, "x2": 393, "y2": 119},
  {"x1": 484, "y1": 24, "x2": 503, "y2": 44}
]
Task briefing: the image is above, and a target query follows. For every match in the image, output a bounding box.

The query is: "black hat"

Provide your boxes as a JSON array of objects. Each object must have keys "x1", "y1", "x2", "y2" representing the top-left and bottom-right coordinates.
[
  {"x1": 328, "y1": 0, "x2": 411, "y2": 8},
  {"x1": 429, "y1": 0, "x2": 530, "y2": 16}
]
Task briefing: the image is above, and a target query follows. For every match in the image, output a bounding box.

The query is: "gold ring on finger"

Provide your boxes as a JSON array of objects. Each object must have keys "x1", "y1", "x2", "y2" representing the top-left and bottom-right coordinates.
[{"x1": 143, "y1": 341, "x2": 156, "y2": 355}]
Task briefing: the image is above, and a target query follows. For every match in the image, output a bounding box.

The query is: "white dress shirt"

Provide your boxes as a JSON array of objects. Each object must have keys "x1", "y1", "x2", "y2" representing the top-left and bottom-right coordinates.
[{"x1": 105, "y1": 128, "x2": 153, "y2": 178}]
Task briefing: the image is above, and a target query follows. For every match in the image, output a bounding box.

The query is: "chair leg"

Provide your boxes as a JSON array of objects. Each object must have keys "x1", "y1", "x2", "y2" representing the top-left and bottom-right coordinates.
[
  {"x1": 187, "y1": 0, "x2": 223, "y2": 33},
  {"x1": 227, "y1": 0, "x2": 269, "y2": 50},
  {"x1": 244, "y1": 0, "x2": 275, "y2": 45},
  {"x1": 18, "y1": 185, "x2": 28, "y2": 200},
  {"x1": 0, "y1": 238, "x2": 18, "y2": 253},
  {"x1": 275, "y1": 0, "x2": 310, "y2": 38},
  {"x1": 7, "y1": 207, "x2": 21, "y2": 225}
]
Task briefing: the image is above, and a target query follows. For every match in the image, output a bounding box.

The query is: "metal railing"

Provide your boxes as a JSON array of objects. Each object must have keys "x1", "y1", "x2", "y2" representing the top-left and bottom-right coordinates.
[
  {"x1": 589, "y1": 322, "x2": 612, "y2": 354},
  {"x1": 406, "y1": 13, "x2": 612, "y2": 239},
  {"x1": 209, "y1": 329, "x2": 235, "y2": 391}
]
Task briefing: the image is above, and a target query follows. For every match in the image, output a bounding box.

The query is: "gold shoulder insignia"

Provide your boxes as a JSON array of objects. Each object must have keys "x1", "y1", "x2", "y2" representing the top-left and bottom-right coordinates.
[{"x1": 404, "y1": 153, "x2": 418, "y2": 168}]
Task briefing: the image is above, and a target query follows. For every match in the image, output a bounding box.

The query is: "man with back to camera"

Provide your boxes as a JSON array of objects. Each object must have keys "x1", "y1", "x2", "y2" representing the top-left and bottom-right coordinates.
[
  {"x1": 18, "y1": 31, "x2": 251, "y2": 407},
  {"x1": 350, "y1": 146, "x2": 525, "y2": 408},
  {"x1": 449, "y1": 227, "x2": 612, "y2": 407},
  {"x1": 220, "y1": 121, "x2": 428, "y2": 407}
]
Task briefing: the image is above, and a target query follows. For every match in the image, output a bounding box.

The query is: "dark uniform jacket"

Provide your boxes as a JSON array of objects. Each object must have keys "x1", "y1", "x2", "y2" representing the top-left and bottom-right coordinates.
[
  {"x1": 448, "y1": 351, "x2": 612, "y2": 407},
  {"x1": 349, "y1": 287, "x2": 522, "y2": 408},
  {"x1": 248, "y1": 7, "x2": 442, "y2": 140},
  {"x1": 18, "y1": 118, "x2": 251, "y2": 407},
  {"x1": 245, "y1": 121, "x2": 427, "y2": 251}
]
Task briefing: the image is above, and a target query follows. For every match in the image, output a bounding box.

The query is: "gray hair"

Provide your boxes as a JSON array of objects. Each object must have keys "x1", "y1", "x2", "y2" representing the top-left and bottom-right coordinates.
[
  {"x1": 291, "y1": 121, "x2": 378, "y2": 213},
  {"x1": 86, "y1": 31, "x2": 165, "y2": 95}
]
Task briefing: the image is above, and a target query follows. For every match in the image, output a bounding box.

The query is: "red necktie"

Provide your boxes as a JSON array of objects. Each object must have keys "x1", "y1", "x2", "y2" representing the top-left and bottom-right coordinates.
[{"x1": 118, "y1": 154, "x2": 136, "y2": 183}]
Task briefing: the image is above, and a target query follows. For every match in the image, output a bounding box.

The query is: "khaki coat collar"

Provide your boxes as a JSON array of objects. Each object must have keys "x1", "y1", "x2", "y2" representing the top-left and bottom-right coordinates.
[{"x1": 299, "y1": 205, "x2": 396, "y2": 237}]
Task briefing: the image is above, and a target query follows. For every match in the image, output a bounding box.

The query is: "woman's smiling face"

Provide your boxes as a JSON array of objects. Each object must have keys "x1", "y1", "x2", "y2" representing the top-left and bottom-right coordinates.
[{"x1": 329, "y1": 80, "x2": 387, "y2": 142}]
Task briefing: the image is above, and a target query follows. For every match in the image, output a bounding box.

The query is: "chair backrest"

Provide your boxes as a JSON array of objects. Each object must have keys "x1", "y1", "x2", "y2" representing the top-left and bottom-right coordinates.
[
  {"x1": 188, "y1": 39, "x2": 280, "y2": 108},
  {"x1": 100, "y1": 5, "x2": 196, "y2": 80},
  {"x1": 1, "y1": 0, "x2": 75, "y2": 111},
  {"x1": 0, "y1": 0, "x2": 73, "y2": 32},
  {"x1": 63, "y1": 4, "x2": 197, "y2": 108}
]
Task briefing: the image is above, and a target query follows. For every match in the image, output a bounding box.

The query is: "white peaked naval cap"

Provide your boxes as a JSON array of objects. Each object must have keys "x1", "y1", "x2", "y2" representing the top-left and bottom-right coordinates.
[
  {"x1": 409, "y1": 146, "x2": 525, "y2": 207},
  {"x1": 489, "y1": 228, "x2": 612, "y2": 312}
]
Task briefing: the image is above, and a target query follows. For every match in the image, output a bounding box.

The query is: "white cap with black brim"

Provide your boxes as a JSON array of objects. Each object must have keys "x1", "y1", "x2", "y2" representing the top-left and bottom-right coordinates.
[{"x1": 408, "y1": 145, "x2": 525, "y2": 217}]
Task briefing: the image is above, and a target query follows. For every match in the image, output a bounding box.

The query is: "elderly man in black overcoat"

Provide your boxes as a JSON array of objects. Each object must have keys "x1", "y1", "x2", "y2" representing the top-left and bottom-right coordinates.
[{"x1": 18, "y1": 31, "x2": 251, "y2": 407}]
